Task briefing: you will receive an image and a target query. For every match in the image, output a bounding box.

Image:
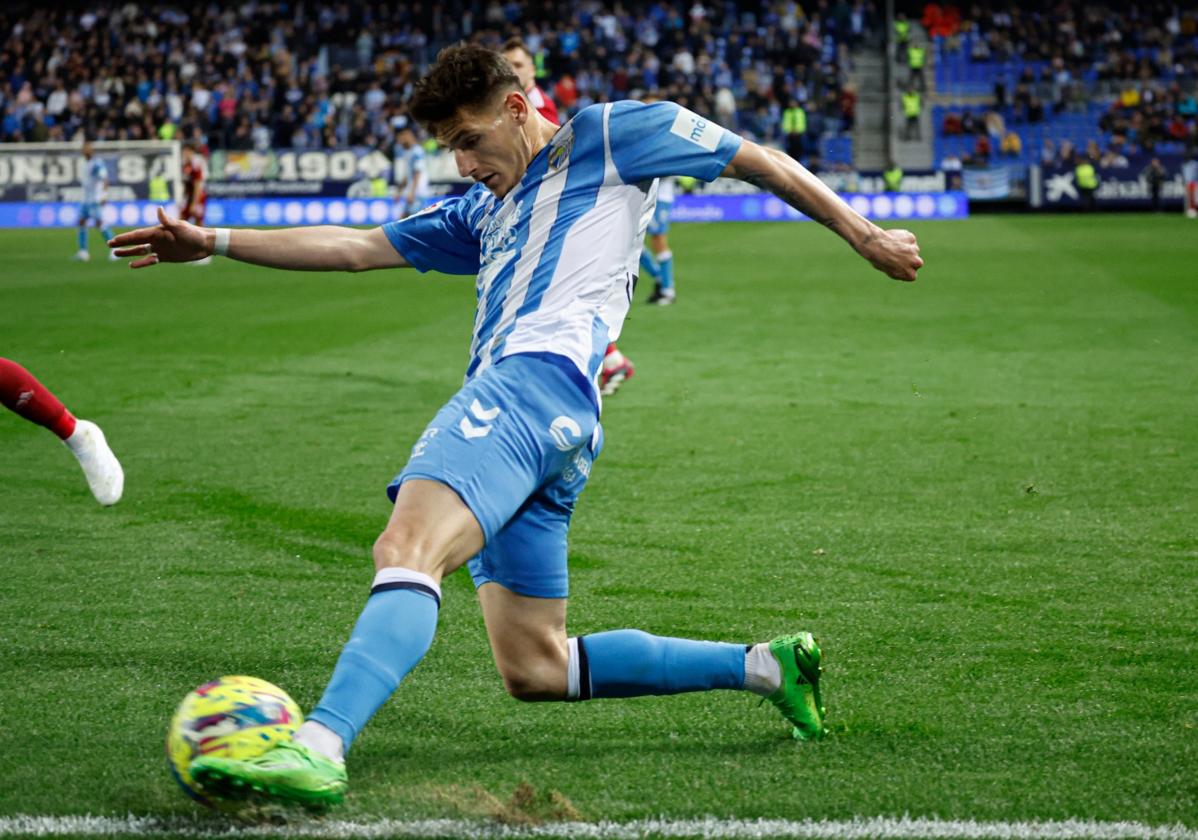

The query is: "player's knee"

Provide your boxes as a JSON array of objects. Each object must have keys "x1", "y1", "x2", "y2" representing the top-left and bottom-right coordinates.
[
  {"x1": 371, "y1": 523, "x2": 441, "y2": 574},
  {"x1": 496, "y1": 652, "x2": 568, "y2": 702}
]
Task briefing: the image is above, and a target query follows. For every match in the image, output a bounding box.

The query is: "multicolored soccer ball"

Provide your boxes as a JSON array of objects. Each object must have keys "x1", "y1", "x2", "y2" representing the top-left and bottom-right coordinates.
[{"x1": 166, "y1": 675, "x2": 302, "y2": 806}]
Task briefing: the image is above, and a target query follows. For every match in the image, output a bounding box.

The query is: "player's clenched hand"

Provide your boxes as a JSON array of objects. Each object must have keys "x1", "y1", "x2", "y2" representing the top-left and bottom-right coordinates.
[
  {"x1": 107, "y1": 207, "x2": 212, "y2": 268},
  {"x1": 858, "y1": 227, "x2": 923, "y2": 282}
]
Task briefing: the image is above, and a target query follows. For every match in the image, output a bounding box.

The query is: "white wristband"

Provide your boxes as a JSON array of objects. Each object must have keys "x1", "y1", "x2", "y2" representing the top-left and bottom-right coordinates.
[{"x1": 213, "y1": 228, "x2": 231, "y2": 257}]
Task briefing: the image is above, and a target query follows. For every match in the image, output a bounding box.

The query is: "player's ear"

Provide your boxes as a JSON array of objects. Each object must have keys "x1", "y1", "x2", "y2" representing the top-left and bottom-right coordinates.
[{"x1": 506, "y1": 90, "x2": 529, "y2": 126}]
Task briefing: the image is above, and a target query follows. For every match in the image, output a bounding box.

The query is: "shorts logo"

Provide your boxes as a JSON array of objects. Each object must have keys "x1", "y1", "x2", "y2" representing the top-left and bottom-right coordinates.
[
  {"x1": 460, "y1": 399, "x2": 501, "y2": 439},
  {"x1": 411, "y1": 427, "x2": 439, "y2": 458},
  {"x1": 548, "y1": 415, "x2": 582, "y2": 451},
  {"x1": 669, "y1": 107, "x2": 722, "y2": 152}
]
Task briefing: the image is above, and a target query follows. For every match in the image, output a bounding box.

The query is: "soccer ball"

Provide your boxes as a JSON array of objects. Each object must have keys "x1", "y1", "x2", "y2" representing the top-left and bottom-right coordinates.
[{"x1": 166, "y1": 675, "x2": 302, "y2": 806}]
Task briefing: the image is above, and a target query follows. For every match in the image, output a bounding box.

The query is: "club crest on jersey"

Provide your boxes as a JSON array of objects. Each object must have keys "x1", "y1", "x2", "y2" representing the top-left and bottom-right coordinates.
[
  {"x1": 481, "y1": 200, "x2": 522, "y2": 257},
  {"x1": 548, "y1": 129, "x2": 574, "y2": 170}
]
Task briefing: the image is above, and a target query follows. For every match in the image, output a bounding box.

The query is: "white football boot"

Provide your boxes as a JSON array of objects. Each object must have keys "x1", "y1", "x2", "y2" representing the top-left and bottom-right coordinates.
[{"x1": 64, "y1": 419, "x2": 124, "y2": 505}]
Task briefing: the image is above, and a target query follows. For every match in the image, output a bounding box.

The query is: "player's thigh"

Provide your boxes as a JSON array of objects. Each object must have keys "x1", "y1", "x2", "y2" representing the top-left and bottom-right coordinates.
[{"x1": 375, "y1": 477, "x2": 485, "y2": 582}]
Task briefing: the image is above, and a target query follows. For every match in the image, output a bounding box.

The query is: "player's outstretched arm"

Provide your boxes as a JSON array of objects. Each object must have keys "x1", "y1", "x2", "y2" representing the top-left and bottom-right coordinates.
[
  {"x1": 108, "y1": 207, "x2": 409, "y2": 272},
  {"x1": 721, "y1": 141, "x2": 923, "y2": 282}
]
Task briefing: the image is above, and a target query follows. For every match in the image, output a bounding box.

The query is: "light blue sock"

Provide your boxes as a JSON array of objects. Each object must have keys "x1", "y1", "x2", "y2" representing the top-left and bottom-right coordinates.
[
  {"x1": 307, "y1": 571, "x2": 440, "y2": 754},
  {"x1": 579, "y1": 630, "x2": 745, "y2": 698},
  {"x1": 658, "y1": 251, "x2": 675, "y2": 290},
  {"x1": 101, "y1": 226, "x2": 115, "y2": 242},
  {"x1": 77, "y1": 228, "x2": 87, "y2": 251},
  {"x1": 639, "y1": 248, "x2": 661, "y2": 280}
]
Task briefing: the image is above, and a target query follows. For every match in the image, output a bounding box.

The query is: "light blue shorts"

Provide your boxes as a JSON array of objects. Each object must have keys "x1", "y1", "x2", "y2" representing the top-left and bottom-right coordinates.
[
  {"x1": 388, "y1": 353, "x2": 602, "y2": 599},
  {"x1": 79, "y1": 203, "x2": 103, "y2": 224},
  {"x1": 647, "y1": 200, "x2": 673, "y2": 236}
]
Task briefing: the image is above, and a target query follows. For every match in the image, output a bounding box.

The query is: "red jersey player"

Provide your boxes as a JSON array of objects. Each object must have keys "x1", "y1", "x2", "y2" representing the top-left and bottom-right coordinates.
[
  {"x1": 181, "y1": 143, "x2": 208, "y2": 225},
  {"x1": 181, "y1": 144, "x2": 211, "y2": 264},
  {"x1": 502, "y1": 39, "x2": 559, "y2": 125}
]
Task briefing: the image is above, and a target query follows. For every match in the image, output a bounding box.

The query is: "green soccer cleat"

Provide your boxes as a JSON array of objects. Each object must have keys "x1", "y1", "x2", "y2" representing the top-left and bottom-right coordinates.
[
  {"x1": 190, "y1": 741, "x2": 348, "y2": 810},
  {"x1": 765, "y1": 632, "x2": 827, "y2": 740}
]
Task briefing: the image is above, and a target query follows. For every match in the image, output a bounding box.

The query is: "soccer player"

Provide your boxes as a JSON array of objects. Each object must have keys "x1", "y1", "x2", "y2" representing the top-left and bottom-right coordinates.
[
  {"x1": 0, "y1": 358, "x2": 124, "y2": 505},
  {"x1": 640, "y1": 174, "x2": 677, "y2": 304},
  {"x1": 180, "y1": 144, "x2": 211, "y2": 264},
  {"x1": 502, "y1": 38, "x2": 558, "y2": 124},
  {"x1": 74, "y1": 142, "x2": 118, "y2": 262},
  {"x1": 1183, "y1": 149, "x2": 1198, "y2": 219},
  {"x1": 110, "y1": 45, "x2": 921, "y2": 809},
  {"x1": 394, "y1": 126, "x2": 431, "y2": 219}
]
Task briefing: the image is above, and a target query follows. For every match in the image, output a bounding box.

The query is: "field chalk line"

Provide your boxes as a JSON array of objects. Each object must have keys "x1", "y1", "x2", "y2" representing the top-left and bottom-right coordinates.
[{"x1": 1, "y1": 815, "x2": 1196, "y2": 839}]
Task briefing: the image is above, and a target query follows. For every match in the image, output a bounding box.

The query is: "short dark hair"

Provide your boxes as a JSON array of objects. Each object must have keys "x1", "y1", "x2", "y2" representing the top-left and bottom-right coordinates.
[
  {"x1": 410, "y1": 44, "x2": 522, "y2": 136},
  {"x1": 501, "y1": 38, "x2": 532, "y2": 59}
]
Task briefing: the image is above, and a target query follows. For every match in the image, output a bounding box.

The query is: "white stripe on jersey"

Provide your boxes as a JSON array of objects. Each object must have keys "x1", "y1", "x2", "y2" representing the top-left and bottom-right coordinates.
[{"x1": 471, "y1": 147, "x2": 571, "y2": 375}]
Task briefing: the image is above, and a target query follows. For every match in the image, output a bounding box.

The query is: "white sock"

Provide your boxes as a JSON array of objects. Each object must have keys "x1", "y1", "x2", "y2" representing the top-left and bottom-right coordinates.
[
  {"x1": 64, "y1": 422, "x2": 90, "y2": 455},
  {"x1": 294, "y1": 719, "x2": 346, "y2": 763},
  {"x1": 743, "y1": 643, "x2": 782, "y2": 696}
]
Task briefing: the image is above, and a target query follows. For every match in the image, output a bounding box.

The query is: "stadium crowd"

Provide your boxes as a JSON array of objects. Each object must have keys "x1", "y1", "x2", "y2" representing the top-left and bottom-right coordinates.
[
  {"x1": 932, "y1": 1, "x2": 1198, "y2": 168},
  {"x1": 0, "y1": 1, "x2": 877, "y2": 158}
]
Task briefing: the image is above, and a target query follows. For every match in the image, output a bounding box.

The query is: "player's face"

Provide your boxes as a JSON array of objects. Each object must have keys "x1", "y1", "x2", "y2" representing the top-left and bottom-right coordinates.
[
  {"x1": 503, "y1": 49, "x2": 535, "y2": 92},
  {"x1": 442, "y1": 93, "x2": 533, "y2": 199},
  {"x1": 82, "y1": 143, "x2": 93, "y2": 159}
]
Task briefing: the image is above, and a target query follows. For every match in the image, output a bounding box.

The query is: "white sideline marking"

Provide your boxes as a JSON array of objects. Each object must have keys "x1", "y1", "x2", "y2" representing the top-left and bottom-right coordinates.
[{"x1": 1, "y1": 816, "x2": 1196, "y2": 840}]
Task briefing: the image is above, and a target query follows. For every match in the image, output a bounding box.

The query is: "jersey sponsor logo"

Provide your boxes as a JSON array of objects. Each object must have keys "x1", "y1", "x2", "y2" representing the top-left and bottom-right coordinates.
[
  {"x1": 669, "y1": 107, "x2": 722, "y2": 152},
  {"x1": 548, "y1": 415, "x2": 582, "y2": 451}
]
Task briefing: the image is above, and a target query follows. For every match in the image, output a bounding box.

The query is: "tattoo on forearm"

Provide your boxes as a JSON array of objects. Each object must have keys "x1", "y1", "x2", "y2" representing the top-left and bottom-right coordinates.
[{"x1": 738, "y1": 156, "x2": 839, "y2": 233}]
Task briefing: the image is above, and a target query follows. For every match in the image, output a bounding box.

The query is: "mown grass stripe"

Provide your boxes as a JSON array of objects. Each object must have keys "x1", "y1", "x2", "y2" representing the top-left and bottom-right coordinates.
[{"x1": 1, "y1": 816, "x2": 1195, "y2": 839}]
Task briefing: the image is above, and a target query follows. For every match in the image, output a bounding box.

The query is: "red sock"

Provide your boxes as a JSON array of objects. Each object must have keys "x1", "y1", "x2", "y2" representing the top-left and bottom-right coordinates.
[
  {"x1": 1189, "y1": 182, "x2": 1197, "y2": 212},
  {"x1": 605, "y1": 343, "x2": 618, "y2": 357},
  {"x1": 0, "y1": 358, "x2": 77, "y2": 440}
]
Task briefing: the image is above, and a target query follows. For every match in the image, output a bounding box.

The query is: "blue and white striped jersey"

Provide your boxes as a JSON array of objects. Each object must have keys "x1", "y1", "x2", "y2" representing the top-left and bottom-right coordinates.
[
  {"x1": 81, "y1": 157, "x2": 108, "y2": 204},
  {"x1": 383, "y1": 101, "x2": 741, "y2": 401}
]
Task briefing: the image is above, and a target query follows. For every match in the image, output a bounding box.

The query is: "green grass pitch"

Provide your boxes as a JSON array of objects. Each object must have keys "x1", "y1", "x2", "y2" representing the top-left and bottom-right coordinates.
[{"x1": 0, "y1": 215, "x2": 1195, "y2": 828}]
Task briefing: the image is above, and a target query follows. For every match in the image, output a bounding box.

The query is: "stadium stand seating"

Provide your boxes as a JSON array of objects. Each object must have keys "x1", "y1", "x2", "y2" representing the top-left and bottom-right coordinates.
[
  {"x1": 0, "y1": 1, "x2": 875, "y2": 170},
  {"x1": 926, "y1": 1, "x2": 1198, "y2": 170}
]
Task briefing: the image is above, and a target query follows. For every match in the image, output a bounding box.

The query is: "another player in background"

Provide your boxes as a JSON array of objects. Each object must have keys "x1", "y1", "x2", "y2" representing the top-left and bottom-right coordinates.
[
  {"x1": 0, "y1": 358, "x2": 124, "y2": 505},
  {"x1": 181, "y1": 144, "x2": 211, "y2": 264},
  {"x1": 111, "y1": 45, "x2": 922, "y2": 810},
  {"x1": 1183, "y1": 148, "x2": 1198, "y2": 219},
  {"x1": 74, "y1": 142, "x2": 117, "y2": 262},
  {"x1": 395, "y1": 127, "x2": 431, "y2": 219},
  {"x1": 502, "y1": 38, "x2": 558, "y2": 124},
  {"x1": 503, "y1": 36, "x2": 633, "y2": 394},
  {"x1": 640, "y1": 174, "x2": 676, "y2": 304}
]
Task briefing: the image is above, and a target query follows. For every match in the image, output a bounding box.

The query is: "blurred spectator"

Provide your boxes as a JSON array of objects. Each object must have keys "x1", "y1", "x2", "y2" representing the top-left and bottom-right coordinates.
[
  {"x1": 907, "y1": 41, "x2": 927, "y2": 90},
  {"x1": 782, "y1": 100, "x2": 807, "y2": 161},
  {"x1": 1141, "y1": 157, "x2": 1167, "y2": 211},
  {"x1": 902, "y1": 86, "x2": 922, "y2": 140},
  {"x1": 1000, "y1": 130, "x2": 1022, "y2": 157},
  {"x1": 1075, "y1": 156, "x2": 1099, "y2": 211}
]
